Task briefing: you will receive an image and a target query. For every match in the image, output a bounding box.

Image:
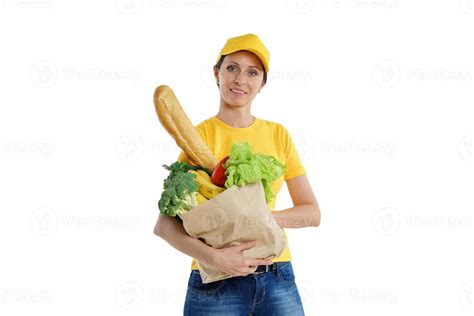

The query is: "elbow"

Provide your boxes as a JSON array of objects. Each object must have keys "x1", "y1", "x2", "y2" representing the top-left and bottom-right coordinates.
[
  {"x1": 153, "y1": 219, "x2": 167, "y2": 237},
  {"x1": 313, "y1": 216, "x2": 321, "y2": 227},
  {"x1": 312, "y1": 205, "x2": 321, "y2": 227},
  {"x1": 153, "y1": 213, "x2": 178, "y2": 238},
  {"x1": 154, "y1": 223, "x2": 169, "y2": 238},
  {"x1": 153, "y1": 225, "x2": 163, "y2": 237}
]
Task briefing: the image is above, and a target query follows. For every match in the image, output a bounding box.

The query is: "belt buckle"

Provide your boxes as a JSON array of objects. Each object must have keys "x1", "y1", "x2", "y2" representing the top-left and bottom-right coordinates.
[{"x1": 253, "y1": 264, "x2": 270, "y2": 275}]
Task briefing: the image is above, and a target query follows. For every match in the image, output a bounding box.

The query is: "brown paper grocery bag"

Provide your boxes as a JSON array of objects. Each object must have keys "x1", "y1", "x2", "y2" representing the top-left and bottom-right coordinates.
[{"x1": 179, "y1": 181, "x2": 288, "y2": 284}]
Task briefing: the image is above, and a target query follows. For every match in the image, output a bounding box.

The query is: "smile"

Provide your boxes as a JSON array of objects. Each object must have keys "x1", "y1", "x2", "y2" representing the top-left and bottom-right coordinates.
[{"x1": 230, "y1": 88, "x2": 247, "y2": 95}]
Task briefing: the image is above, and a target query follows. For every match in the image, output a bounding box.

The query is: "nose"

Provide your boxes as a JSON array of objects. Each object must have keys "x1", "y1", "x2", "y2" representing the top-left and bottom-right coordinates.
[{"x1": 234, "y1": 72, "x2": 246, "y2": 86}]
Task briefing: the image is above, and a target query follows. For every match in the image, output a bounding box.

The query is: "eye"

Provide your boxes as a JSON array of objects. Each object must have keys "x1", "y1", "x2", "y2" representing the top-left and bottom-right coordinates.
[
  {"x1": 248, "y1": 70, "x2": 258, "y2": 76},
  {"x1": 226, "y1": 65, "x2": 237, "y2": 72}
]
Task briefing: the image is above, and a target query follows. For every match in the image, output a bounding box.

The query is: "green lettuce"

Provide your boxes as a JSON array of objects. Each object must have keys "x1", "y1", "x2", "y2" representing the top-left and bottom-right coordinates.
[{"x1": 223, "y1": 142, "x2": 286, "y2": 203}]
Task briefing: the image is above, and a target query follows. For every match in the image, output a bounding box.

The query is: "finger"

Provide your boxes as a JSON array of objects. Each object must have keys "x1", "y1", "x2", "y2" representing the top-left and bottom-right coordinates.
[{"x1": 237, "y1": 240, "x2": 257, "y2": 251}]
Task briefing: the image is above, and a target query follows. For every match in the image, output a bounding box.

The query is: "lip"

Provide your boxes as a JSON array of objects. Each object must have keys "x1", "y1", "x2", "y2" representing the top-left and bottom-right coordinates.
[{"x1": 230, "y1": 88, "x2": 247, "y2": 95}]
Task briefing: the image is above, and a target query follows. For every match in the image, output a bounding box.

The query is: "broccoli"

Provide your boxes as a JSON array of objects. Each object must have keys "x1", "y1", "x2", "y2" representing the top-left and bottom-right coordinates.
[{"x1": 158, "y1": 162, "x2": 200, "y2": 217}]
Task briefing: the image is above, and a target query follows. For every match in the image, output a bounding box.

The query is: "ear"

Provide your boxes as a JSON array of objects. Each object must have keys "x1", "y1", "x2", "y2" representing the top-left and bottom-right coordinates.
[
  {"x1": 213, "y1": 66, "x2": 220, "y2": 87},
  {"x1": 259, "y1": 80, "x2": 266, "y2": 92},
  {"x1": 213, "y1": 65, "x2": 219, "y2": 81}
]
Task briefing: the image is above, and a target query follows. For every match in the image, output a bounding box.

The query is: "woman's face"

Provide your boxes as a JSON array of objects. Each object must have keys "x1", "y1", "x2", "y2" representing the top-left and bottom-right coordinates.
[{"x1": 214, "y1": 50, "x2": 266, "y2": 108}]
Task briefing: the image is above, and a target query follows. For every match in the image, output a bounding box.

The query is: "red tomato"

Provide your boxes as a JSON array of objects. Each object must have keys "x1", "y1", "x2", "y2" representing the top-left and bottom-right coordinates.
[{"x1": 211, "y1": 156, "x2": 229, "y2": 187}]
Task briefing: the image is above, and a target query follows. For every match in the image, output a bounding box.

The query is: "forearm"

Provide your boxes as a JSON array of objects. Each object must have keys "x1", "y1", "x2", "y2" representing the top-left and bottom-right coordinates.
[
  {"x1": 272, "y1": 204, "x2": 320, "y2": 228},
  {"x1": 154, "y1": 215, "x2": 217, "y2": 265}
]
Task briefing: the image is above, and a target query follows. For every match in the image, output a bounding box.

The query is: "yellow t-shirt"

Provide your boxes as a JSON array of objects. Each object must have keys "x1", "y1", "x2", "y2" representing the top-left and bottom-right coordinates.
[{"x1": 177, "y1": 116, "x2": 306, "y2": 270}]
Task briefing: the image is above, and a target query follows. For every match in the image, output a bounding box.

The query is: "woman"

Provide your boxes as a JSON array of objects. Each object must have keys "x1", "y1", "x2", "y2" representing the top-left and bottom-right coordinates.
[{"x1": 154, "y1": 33, "x2": 321, "y2": 315}]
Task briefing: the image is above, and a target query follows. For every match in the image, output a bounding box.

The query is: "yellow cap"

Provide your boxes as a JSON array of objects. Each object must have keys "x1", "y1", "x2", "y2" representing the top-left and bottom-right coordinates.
[{"x1": 216, "y1": 33, "x2": 270, "y2": 72}]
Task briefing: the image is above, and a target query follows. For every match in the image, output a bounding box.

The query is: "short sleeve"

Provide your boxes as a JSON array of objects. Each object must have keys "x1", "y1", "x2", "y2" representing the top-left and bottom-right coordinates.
[{"x1": 280, "y1": 125, "x2": 306, "y2": 181}]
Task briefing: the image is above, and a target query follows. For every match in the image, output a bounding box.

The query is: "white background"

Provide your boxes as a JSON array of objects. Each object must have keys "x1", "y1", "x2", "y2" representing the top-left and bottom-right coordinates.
[{"x1": 0, "y1": 0, "x2": 473, "y2": 315}]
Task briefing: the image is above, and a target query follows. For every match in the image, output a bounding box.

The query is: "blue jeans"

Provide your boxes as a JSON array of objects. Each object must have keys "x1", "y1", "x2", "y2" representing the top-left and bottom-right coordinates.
[{"x1": 183, "y1": 261, "x2": 305, "y2": 315}]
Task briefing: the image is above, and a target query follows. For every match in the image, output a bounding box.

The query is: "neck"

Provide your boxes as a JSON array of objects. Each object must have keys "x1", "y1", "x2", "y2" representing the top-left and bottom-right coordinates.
[{"x1": 215, "y1": 101, "x2": 255, "y2": 128}]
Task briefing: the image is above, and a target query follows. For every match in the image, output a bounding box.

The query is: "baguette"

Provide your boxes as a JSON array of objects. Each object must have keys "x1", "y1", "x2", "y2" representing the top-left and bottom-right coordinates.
[{"x1": 153, "y1": 85, "x2": 218, "y2": 172}]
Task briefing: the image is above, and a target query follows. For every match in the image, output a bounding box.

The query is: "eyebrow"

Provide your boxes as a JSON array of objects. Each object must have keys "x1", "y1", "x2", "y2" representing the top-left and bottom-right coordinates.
[{"x1": 226, "y1": 61, "x2": 262, "y2": 70}]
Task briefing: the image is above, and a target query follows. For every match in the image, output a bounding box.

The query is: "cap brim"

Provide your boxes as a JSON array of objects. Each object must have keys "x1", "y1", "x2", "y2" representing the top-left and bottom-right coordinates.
[{"x1": 219, "y1": 48, "x2": 269, "y2": 73}]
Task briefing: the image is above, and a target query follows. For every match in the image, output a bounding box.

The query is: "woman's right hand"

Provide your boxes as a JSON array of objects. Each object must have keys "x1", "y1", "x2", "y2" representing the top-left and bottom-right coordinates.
[{"x1": 210, "y1": 240, "x2": 273, "y2": 277}]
